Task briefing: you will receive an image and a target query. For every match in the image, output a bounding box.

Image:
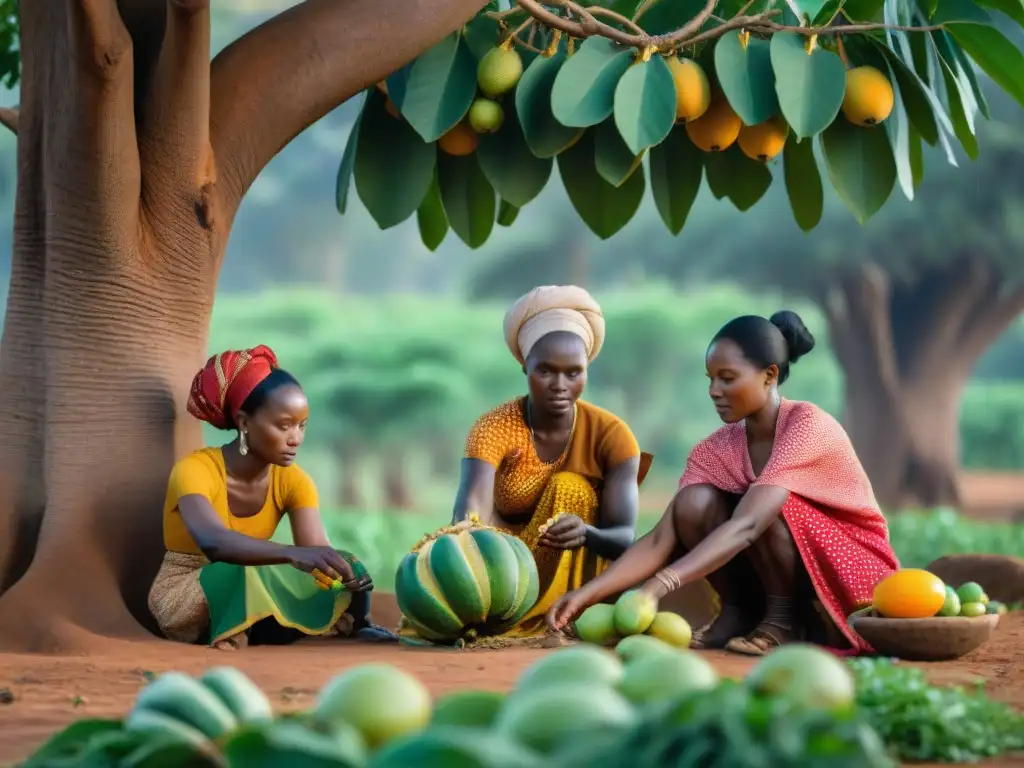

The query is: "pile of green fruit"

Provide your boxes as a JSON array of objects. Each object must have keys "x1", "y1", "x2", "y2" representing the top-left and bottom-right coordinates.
[
  {"x1": 574, "y1": 588, "x2": 695, "y2": 650},
  {"x1": 23, "y1": 639, "x2": 901, "y2": 768},
  {"x1": 937, "y1": 581, "x2": 1008, "y2": 618}
]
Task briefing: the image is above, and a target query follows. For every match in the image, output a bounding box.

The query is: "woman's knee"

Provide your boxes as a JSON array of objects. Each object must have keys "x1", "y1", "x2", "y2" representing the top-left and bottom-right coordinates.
[{"x1": 671, "y1": 484, "x2": 735, "y2": 546}]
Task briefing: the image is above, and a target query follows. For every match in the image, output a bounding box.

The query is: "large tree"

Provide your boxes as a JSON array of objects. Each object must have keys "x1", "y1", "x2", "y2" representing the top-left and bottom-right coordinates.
[{"x1": 0, "y1": 0, "x2": 488, "y2": 653}]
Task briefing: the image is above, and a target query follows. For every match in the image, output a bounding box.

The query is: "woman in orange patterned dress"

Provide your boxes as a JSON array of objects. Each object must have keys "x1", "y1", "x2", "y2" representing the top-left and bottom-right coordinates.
[
  {"x1": 450, "y1": 286, "x2": 652, "y2": 636},
  {"x1": 546, "y1": 311, "x2": 900, "y2": 656}
]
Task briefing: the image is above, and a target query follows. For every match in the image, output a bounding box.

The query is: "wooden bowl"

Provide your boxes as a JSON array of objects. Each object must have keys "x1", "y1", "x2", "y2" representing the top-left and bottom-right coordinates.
[{"x1": 850, "y1": 613, "x2": 999, "y2": 661}]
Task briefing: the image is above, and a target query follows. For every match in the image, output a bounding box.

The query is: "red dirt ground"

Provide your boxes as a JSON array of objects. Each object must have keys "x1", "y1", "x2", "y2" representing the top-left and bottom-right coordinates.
[{"x1": 0, "y1": 598, "x2": 1020, "y2": 767}]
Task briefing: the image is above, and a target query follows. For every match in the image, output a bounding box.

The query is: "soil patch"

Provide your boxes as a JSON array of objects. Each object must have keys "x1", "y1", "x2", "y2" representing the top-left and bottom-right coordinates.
[{"x1": 0, "y1": 599, "x2": 1020, "y2": 766}]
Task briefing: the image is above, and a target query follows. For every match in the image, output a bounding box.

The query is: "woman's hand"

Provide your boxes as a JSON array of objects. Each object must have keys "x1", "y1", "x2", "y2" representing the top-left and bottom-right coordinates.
[
  {"x1": 289, "y1": 546, "x2": 373, "y2": 592},
  {"x1": 545, "y1": 587, "x2": 597, "y2": 633},
  {"x1": 538, "y1": 514, "x2": 588, "y2": 550}
]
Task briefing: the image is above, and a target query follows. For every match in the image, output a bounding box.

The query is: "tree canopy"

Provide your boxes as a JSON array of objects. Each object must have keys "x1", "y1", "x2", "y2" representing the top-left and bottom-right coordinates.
[{"x1": 332, "y1": 0, "x2": 1024, "y2": 249}]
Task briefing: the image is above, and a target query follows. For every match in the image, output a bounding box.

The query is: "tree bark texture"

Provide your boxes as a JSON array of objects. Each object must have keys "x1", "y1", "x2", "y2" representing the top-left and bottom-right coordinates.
[
  {"x1": 819, "y1": 259, "x2": 1024, "y2": 511},
  {"x1": 0, "y1": 0, "x2": 487, "y2": 653}
]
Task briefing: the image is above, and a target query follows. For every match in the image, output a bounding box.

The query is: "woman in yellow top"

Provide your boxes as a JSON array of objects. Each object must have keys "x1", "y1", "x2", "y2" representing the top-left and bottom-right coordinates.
[
  {"x1": 147, "y1": 345, "x2": 395, "y2": 649},
  {"x1": 450, "y1": 286, "x2": 651, "y2": 636}
]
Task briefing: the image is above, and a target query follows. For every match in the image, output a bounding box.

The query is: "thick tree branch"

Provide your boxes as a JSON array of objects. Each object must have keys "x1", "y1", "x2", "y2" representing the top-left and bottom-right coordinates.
[
  {"x1": 69, "y1": 0, "x2": 134, "y2": 80},
  {"x1": 0, "y1": 106, "x2": 17, "y2": 135},
  {"x1": 961, "y1": 281, "x2": 1024, "y2": 362},
  {"x1": 139, "y1": 0, "x2": 214, "y2": 201},
  {"x1": 209, "y1": 0, "x2": 489, "y2": 219}
]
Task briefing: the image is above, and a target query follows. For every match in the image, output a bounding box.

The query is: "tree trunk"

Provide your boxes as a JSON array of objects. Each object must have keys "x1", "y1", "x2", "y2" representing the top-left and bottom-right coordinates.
[
  {"x1": 382, "y1": 451, "x2": 414, "y2": 512},
  {"x1": 334, "y1": 442, "x2": 364, "y2": 509},
  {"x1": 0, "y1": 0, "x2": 487, "y2": 653},
  {"x1": 820, "y1": 260, "x2": 1024, "y2": 510}
]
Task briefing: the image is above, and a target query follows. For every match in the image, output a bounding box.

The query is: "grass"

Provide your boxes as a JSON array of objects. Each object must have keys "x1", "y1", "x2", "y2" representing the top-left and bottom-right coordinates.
[{"x1": 302, "y1": 508, "x2": 1024, "y2": 593}]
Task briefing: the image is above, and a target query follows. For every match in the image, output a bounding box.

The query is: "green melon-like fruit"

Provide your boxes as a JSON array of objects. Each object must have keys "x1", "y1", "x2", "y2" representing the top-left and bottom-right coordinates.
[
  {"x1": 199, "y1": 667, "x2": 273, "y2": 725},
  {"x1": 614, "y1": 634, "x2": 675, "y2": 664},
  {"x1": 613, "y1": 590, "x2": 658, "y2": 636},
  {"x1": 496, "y1": 683, "x2": 637, "y2": 755},
  {"x1": 746, "y1": 643, "x2": 855, "y2": 711},
  {"x1": 938, "y1": 585, "x2": 961, "y2": 617},
  {"x1": 618, "y1": 650, "x2": 718, "y2": 705},
  {"x1": 370, "y1": 726, "x2": 539, "y2": 768},
  {"x1": 395, "y1": 526, "x2": 540, "y2": 642},
  {"x1": 987, "y1": 600, "x2": 1007, "y2": 615},
  {"x1": 315, "y1": 663, "x2": 431, "y2": 749},
  {"x1": 514, "y1": 646, "x2": 623, "y2": 693},
  {"x1": 430, "y1": 689, "x2": 506, "y2": 729},
  {"x1": 477, "y1": 46, "x2": 524, "y2": 98},
  {"x1": 131, "y1": 671, "x2": 238, "y2": 740},
  {"x1": 574, "y1": 603, "x2": 619, "y2": 646},
  {"x1": 956, "y1": 582, "x2": 985, "y2": 605},
  {"x1": 646, "y1": 611, "x2": 693, "y2": 648},
  {"x1": 468, "y1": 98, "x2": 504, "y2": 134},
  {"x1": 961, "y1": 601, "x2": 987, "y2": 617}
]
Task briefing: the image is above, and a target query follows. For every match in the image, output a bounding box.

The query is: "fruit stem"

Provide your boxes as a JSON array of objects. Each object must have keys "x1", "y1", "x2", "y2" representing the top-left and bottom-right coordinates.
[
  {"x1": 836, "y1": 34, "x2": 851, "y2": 67},
  {"x1": 805, "y1": 33, "x2": 819, "y2": 54},
  {"x1": 738, "y1": 29, "x2": 750, "y2": 50},
  {"x1": 543, "y1": 28, "x2": 562, "y2": 57},
  {"x1": 638, "y1": 45, "x2": 655, "y2": 63}
]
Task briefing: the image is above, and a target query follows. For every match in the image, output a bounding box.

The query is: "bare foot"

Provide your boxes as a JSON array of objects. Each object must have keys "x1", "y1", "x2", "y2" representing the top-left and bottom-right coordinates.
[
  {"x1": 690, "y1": 604, "x2": 758, "y2": 650},
  {"x1": 212, "y1": 634, "x2": 248, "y2": 651},
  {"x1": 724, "y1": 621, "x2": 801, "y2": 656}
]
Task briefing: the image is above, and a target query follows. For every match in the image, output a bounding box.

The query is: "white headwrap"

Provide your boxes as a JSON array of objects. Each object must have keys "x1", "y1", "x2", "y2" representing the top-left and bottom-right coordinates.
[{"x1": 502, "y1": 285, "x2": 605, "y2": 365}]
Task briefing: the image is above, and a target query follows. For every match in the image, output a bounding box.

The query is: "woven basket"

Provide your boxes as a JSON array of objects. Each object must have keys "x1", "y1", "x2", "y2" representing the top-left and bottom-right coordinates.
[{"x1": 851, "y1": 613, "x2": 999, "y2": 661}]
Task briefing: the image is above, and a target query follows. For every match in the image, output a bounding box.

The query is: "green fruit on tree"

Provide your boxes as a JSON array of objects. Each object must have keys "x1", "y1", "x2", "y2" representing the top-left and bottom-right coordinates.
[
  {"x1": 477, "y1": 45, "x2": 524, "y2": 98},
  {"x1": 369, "y1": 726, "x2": 539, "y2": 768},
  {"x1": 614, "y1": 634, "x2": 675, "y2": 664},
  {"x1": 618, "y1": 650, "x2": 718, "y2": 705},
  {"x1": 746, "y1": 643, "x2": 855, "y2": 711},
  {"x1": 938, "y1": 585, "x2": 961, "y2": 617},
  {"x1": 574, "y1": 603, "x2": 619, "y2": 646},
  {"x1": 496, "y1": 683, "x2": 637, "y2": 755},
  {"x1": 468, "y1": 98, "x2": 504, "y2": 134},
  {"x1": 395, "y1": 524, "x2": 539, "y2": 642},
  {"x1": 613, "y1": 590, "x2": 658, "y2": 636},
  {"x1": 956, "y1": 582, "x2": 986, "y2": 605},
  {"x1": 514, "y1": 645, "x2": 623, "y2": 692},
  {"x1": 646, "y1": 611, "x2": 693, "y2": 648},
  {"x1": 315, "y1": 663, "x2": 431, "y2": 749},
  {"x1": 430, "y1": 689, "x2": 506, "y2": 729},
  {"x1": 960, "y1": 601, "x2": 987, "y2": 617}
]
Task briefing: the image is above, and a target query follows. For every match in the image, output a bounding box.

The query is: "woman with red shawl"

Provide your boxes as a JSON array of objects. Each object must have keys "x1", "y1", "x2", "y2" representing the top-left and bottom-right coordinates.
[
  {"x1": 547, "y1": 312, "x2": 900, "y2": 656},
  {"x1": 148, "y1": 346, "x2": 395, "y2": 648}
]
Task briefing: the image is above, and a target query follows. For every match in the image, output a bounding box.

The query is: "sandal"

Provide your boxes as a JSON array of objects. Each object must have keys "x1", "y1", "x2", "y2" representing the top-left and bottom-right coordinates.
[{"x1": 724, "y1": 624, "x2": 791, "y2": 657}]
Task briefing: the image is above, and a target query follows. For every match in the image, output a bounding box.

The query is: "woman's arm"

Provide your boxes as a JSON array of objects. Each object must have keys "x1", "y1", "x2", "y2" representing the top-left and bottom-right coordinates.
[
  {"x1": 451, "y1": 458, "x2": 496, "y2": 524},
  {"x1": 584, "y1": 455, "x2": 640, "y2": 559},
  {"x1": 642, "y1": 484, "x2": 790, "y2": 596},
  {"x1": 179, "y1": 495, "x2": 296, "y2": 566},
  {"x1": 288, "y1": 507, "x2": 333, "y2": 548}
]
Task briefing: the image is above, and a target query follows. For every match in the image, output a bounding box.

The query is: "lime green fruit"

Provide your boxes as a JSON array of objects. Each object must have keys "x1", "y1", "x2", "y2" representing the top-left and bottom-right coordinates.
[
  {"x1": 574, "y1": 604, "x2": 619, "y2": 646},
  {"x1": 613, "y1": 590, "x2": 658, "y2": 636},
  {"x1": 646, "y1": 611, "x2": 693, "y2": 648},
  {"x1": 980, "y1": 593, "x2": 990, "y2": 605},
  {"x1": 960, "y1": 601, "x2": 987, "y2": 617},
  {"x1": 938, "y1": 586, "x2": 961, "y2": 617},
  {"x1": 430, "y1": 689, "x2": 505, "y2": 729},
  {"x1": 987, "y1": 601, "x2": 1007, "y2": 616},
  {"x1": 468, "y1": 98, "x2": 504, "y2": 134},
  {"x1": 496, "y1": 683, "x2": 637, "y2": 755},
  {"x1": 514, "y1": 645, "x2": 623, "y2": 692},
  {"x1": 614, "y1": 634, "x2": 675, "y2": 664},
  {"x1": 315, "y1": 663, "x2": 431, "y2": 749},
  {"x1": 956, "y1": 582, "x2": 985, "y2": 605},
  {"x1": 477, "y1": 46, "x2": 524, "y2": 98},
  {"x1": 746, "y1": 644, "x2": 855, "y2": 711},
  {"x1": 619, "y1": 650, "x2": 718, "y2": 705}
]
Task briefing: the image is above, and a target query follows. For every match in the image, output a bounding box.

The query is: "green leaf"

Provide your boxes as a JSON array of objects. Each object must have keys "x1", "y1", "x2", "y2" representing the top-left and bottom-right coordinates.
[
  {"x1": 437, "y1": 153, "x2": 496, "y2": 248},
  {"x1": 812, "y1": 0, "x2": 845, "y2": 26},
  {"x1": 463, "y1": 15, "x2": 502, "y2": 60},
  {"x1": 949, "y1": 36, "x2": 990, "y2": 118},
  {"x1": 783, "y1": 137, "x2": 823, "y2": 231},
  {"x1": 223, "y1": 721, "x2": 365, "y2": 768},
  {"x1": 557, "y1": 130, "x2": 645, "y2": 239},
  {"x1": 417, "y1": 174, "x2": 449, "y2": 251},
  {"x1": 516, "y1": 47, "x2": 584, "y2": 157},
  {"x1": 939, "y1": 60, "x2": 978, "y2": 159},
  {"x1": 354, "y1": 90, "x2": 436, "y2": 229},
  {"x1": 497, "y1": 199, "x2": 520, "y2": 226},
  {"x1": 793, "y1": 0, "x2": 832, "y2": 21},
  {"x1": 551, "y1": 38, "x2": 635, "y2": 128},
  {"x1": 974, "y1": 0, "x2": 1024, "y2": 25},
  {"x1": 703, "y1": 148, "x2": 773, "y2": 211},
  {"x1": 649, "y1": 125, "x2": 703, "y2": 235},
  {"x1": 21, "y1": 719, "x2": 126, "y2": 765},
  {"x1": 594, "y1": 119, "x2": 644, "y2": 186},
  {"x1": 335, "y1": 97, "x2": 364, "y2": 215},
  {"x1": 613, "y1": 56, "x2": 677, "y2": 155},
  {"x1": 386, "y1": 33, "x2": 478, "y2": 142},
  {"x1": 909, "y1": 123, "x2": 924, "y2": 188},
  {"x1": 770, "y1": 32, "x2": 847, "y2": 138},
  {"x1": 478, "y1": 101, "x2": 554, "y2": 206},
  {"x1": 636, "y1": 0, "x2": 716, "y2": 35},
  {"x1": 714, "y1": 32, "x2": 779, "y2": 127},
  {"x1": 873, "y1": 43, "x2": 939, "y2": 146},
  {"x1": 842, "y1": 0, "x2": 884, "y2": 19},
  {"x1": 820, "y1": 118, "x2": 896, "y2": 224},
  {"x1": 948, "y1": 23, "x2": 1024, "y2": 109},
  {"x1": 883, "y1": 59, "x2": 917, "y2": 201},
  {"x1": 929, "y1": 0, "x2": 992, "y2": 23}
]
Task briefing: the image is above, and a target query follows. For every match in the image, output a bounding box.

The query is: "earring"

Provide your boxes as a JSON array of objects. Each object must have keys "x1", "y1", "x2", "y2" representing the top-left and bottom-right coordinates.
[{"x1": 239, "y1": 430, "x2": 249, "y2": 456}]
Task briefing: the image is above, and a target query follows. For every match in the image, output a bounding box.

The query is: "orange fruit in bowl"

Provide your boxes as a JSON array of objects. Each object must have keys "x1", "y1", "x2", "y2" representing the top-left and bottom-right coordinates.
[{"x1": 872, "y1": 569, "x2": 947, "y2": 618}]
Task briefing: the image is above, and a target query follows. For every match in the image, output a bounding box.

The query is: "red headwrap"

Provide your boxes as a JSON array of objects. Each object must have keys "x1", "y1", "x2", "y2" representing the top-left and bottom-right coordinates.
[{"x1": 187, "y1": 345, "x2": 279, "y2": 429}]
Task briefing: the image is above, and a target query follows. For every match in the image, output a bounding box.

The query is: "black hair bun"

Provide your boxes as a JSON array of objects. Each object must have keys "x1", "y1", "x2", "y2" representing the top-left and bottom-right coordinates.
[{"x1": 769, "y1": 310, "x2": 815, "y2": 364}]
